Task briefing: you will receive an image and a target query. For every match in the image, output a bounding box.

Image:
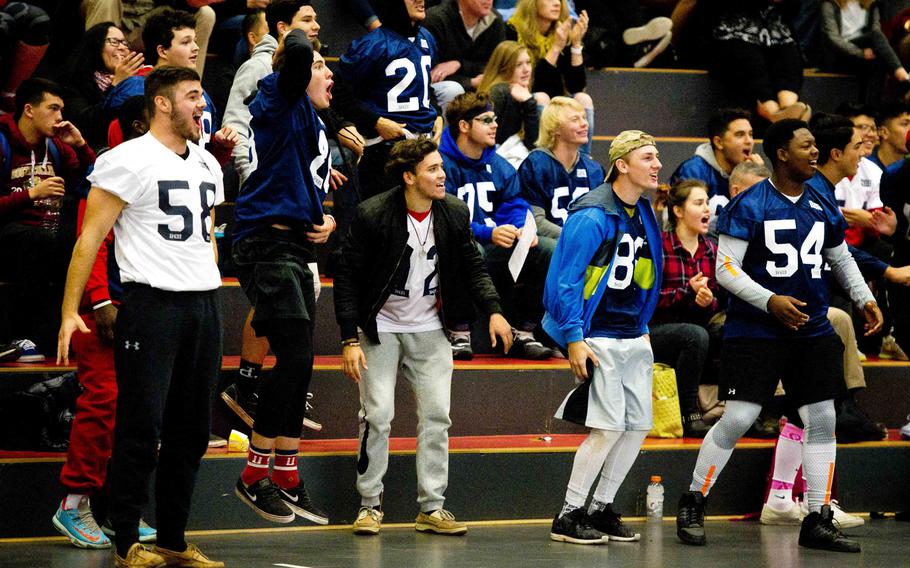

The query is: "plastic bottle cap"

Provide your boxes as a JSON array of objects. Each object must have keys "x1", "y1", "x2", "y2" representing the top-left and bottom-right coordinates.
[{"x1": 650, "y1": 475, "x2": 662, "y2": 483}]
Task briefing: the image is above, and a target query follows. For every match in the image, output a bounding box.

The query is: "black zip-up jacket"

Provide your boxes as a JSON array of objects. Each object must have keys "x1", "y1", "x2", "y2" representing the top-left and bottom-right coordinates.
[{"x1": 334, "y1": 186, "x2": 502, "y2": 343}]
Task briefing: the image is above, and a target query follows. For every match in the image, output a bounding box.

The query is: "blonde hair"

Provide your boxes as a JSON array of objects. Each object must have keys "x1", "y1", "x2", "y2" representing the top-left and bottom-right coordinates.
[
  {"x1": 478, "y1": 41, "x2": 529, "y2": 95},
  {"x1": 508, "y1": 0, "x2": 570, "y2": 64},
  {"x1": 536, "y1": 96, "x2": 584, "y2": 150}
]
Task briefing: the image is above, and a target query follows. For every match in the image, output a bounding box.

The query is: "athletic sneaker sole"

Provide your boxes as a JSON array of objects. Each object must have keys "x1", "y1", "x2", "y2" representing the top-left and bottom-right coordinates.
[
  {"x1": 233, "y1": 486, "x2": 295, "y2": 524},
  {"x1": 284, "y1": 501, "x2": 329, "y2": 525},
  {"x1": 221, "y1": 391, "x2": 323, "y2": 431},
  {"x1": 52, "y1": 515, "x2": 111, "y2": 549},
  {"x1": 622, "y1": 16, "x2": 672, "y2": 46},
  {"x1": 548, "y1": 532, "x2": 606, "y2": 545},
  {"x1": 17, "y1": 354, "x2": 46, "y2": 363},
  {"x1": 606, "y1": 532, "x2": 641, "y2": 542}
]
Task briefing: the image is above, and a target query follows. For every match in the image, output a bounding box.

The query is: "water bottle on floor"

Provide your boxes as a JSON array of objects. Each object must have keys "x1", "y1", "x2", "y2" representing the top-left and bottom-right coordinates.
[{"x1": 646, "y1": 475, "x2": 664, "y2": 522}]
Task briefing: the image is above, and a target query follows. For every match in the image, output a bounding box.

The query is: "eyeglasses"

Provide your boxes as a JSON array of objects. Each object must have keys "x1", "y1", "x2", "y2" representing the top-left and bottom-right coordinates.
[
  {"x1": 104, "y1": 38, "x2": 130, "y2": 48},
  {"x1": 472, "y1": 115, "x2": 497, "y2": 125},
  {"x1": 854, "y1": 124, "x2": 875, "y2": 133}
]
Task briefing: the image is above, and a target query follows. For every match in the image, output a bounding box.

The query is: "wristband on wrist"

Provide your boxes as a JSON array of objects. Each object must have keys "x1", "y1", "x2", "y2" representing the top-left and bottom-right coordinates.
[
  {"x1": 342, "y1": 338, "x2": 360, "y2": 347},
  {"x1": 570, "y1": 46, "x2": 583, "y2": 54}
]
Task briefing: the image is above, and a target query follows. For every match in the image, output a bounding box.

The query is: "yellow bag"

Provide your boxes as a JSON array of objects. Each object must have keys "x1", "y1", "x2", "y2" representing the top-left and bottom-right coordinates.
[{"x1": 648, "y1": 363, "x2": 683, "y2": 438}]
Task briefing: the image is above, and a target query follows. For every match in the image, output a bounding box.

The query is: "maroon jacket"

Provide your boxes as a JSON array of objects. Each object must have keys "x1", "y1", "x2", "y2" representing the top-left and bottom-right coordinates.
[{"x1": 0, "y1": 113, "x2": 96, "y2": 226}]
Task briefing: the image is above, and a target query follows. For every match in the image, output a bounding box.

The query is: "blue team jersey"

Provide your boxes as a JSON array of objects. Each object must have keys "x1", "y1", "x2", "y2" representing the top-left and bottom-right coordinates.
[
  {"x1": 518, "y1": 148, "x2": 605, "y2": 227},
  {"x1": 438, "y1": 130, "x2": 530, "y2": 243},
  {"x1": 717, "y1": 179, "x2": 847, "y2": 339},
  {"x1": 337, "y1": 26, "x2": 437, "y2": 135},
  {"x1": 670, "y1": 155, "x2": 729, "y2": 198},
  {"x1": 589, "y1": 203, "x2": 657, "y2": 338},
  {"x1": 232, "y1": 72, "x2": 330, "y2": 243},
  {"x1": 105, "y1": 73, "x2": 219, "y2": 147}
]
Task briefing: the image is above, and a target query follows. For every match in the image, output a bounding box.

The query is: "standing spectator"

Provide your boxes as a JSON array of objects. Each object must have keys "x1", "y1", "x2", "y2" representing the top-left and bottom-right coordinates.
[
  {"x1": 0, "y1": 1, "x2": 51, "y2": 113},
  {"x1": 819, "y1": 0, "x2": 909, "y2": 102},
  {"x1": 57, "y1": 64, "x2": 226, "y2": 568},
  {"x1": 58, "y1": 22, "x2": 144, "y2": 152},
  {"x1": 423, "y1": 0, "x2": 506, "y2": 110},
  {"x1": 709, "y1": 1, "x2": 812, "y2": 124},
  {"x1": 651, "y1": 180, "x2": 722, "y2": 438},
  {"x1": 0, "y1": 78, "x2": 96, "y2": 357},
  {"x1": 477, "y1": 40, "x2": 540, "y2": 167},
  {"x1": 543, "y1": 130, "x2": 663, "y2": 545},
  {"x1": 518, "y1": 96, "x2": 604, "y2": 238},
  {"x1": 505, "y1": 0, "x2": 594, "y2": 153},
  {"x1": 334, "y1": 138, "x2": 512, "y2": 536},
  {"x1": 333, "y1": 0, "x2": 443, "y2": 200}
]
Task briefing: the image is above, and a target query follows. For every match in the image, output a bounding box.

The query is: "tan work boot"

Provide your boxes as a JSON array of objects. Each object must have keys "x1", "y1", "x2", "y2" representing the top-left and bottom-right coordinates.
[
  {"x1": 113, "y1": 543, "x2": 166, "y2": 568},
  {"x1": 154, "y1": 543, "x2": 224, "y2": 567},
  {"x1": 353, "y1": 506, "x2": 383, "y2": 535},
  {"x1": 415, "y1": 509, "x2": 468, "y2": 535}
]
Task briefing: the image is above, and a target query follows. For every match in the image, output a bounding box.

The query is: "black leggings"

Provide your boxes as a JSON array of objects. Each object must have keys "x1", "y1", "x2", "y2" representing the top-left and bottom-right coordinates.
[
  {"x1": 255, "y1": 318, "x2": 315, "y2": 439},
  {"x1": 711, "y1": 39, "x2": 803, "y2": 106}
]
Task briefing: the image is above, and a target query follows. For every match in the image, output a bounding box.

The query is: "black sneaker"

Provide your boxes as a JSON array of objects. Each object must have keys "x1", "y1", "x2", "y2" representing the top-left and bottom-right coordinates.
[
  {"x1": 676, "y1": 491, "x2": 707, "y2": 546},
  {"x1": 221, "y1": 383, "x2": 257, "y2": 428},
  {"x1": 449, "y1": 335, "x2": 473, "y2": 361},
  {"x1": 549, "y1": 508, "x2": 606, "y2": 545},
  {"x1": 589, "y1": 504, "x2": 640, "y2": 542},
  {"x1": 510, "y1": 335, "x2": 555, "y2": 360},
  {"x1": 683, "y1": 413, "x2": 711, "y2": 438},
  {"x1": 235, "y1": 477, "x2": 294, "y2": 524},
  {"x1": 799, "y1": 504, "x2": 861, "y2": 553},
  {"x1": 277, "y1": 480, "x2": 329, "y2": 525}
]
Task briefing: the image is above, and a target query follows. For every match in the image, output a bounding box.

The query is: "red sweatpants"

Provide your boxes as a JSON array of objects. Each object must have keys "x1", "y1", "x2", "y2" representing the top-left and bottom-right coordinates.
[{"x1": 59, "y1": 313, "x2": 117, "y2": 493}]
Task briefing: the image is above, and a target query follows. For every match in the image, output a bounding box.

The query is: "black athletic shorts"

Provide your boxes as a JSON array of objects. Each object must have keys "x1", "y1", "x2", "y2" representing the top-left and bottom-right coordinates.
[
  {"x1": 718, "y1": 334, "x2": 844, "y2": 408},
  {"x1": 232, "y1": 227, "x2": 317, "y2": 334}
]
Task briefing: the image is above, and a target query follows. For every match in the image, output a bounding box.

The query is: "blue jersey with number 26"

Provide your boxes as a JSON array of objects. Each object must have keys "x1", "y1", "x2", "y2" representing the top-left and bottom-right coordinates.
[
  {"x1": 337, "y1": 27, "x2": 437, "y2": 135},
  {"x1": 717, "y1": 179, "x2": 847, "y2": 339}
]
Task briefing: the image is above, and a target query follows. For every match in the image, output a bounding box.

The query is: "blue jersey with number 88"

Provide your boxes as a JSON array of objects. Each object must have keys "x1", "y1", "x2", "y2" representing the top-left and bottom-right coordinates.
[{"x1": 717, "y1": 179, "x2": 847, "y2": 338}]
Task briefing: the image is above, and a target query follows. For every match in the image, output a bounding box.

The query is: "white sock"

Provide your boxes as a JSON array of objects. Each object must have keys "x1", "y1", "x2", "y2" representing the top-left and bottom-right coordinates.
[
  {"x1": 798, "y1": 402, "x2": 837, "y2": 514},
  {"x1": 64, "y1": 493, "x2": 85, "y2": 510},
  {"x1": 766, "y1": 421, "x2": 804, "y2": 511},
  {"x1": 514, "y1": 329, "x2": 534, "y2": 341},
  {"x1": 564, "y1": 429, "x2": 622, "y2": 509},
  {"x1": 591, "y1": 430, "x2": 648, "y2": 506}
]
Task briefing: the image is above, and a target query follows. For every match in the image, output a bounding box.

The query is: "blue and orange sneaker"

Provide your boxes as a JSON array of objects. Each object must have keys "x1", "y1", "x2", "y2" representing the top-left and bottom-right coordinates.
[
  {"x1": 12, "y1": 339, "x2": 45, "y2": 363},
  {"x1": 52, "y1": 497, "x2": 110, "y2": 549}
]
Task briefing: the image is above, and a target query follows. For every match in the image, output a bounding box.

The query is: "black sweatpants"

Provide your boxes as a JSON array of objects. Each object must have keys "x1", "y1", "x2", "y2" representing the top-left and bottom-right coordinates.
[{"x1": 108, "y1": 285, "x2": 223, "y2": 555}]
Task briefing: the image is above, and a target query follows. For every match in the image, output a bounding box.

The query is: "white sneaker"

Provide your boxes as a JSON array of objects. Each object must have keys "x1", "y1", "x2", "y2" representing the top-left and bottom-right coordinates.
[
  {"x1": 879, "y1": 335, "x2": 908, "y2": 361},
  {"x1": 799, "y1": 499, "x2": 864, "y2": 528},
  {"x1": 900, "y1": 415, "x2": 910, "y2": 440},
  {"x1": 760, "y1": 499, "x2": 801, "y2": 525},
  {"x1": 622, "y1": 17, "x2": 673, "y2": 45}
]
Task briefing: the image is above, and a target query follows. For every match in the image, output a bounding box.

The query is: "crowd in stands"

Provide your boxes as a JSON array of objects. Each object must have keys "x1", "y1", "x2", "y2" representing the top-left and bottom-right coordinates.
[{"x1": 0, "y1": 0, "x2": 910, "y2": 562}]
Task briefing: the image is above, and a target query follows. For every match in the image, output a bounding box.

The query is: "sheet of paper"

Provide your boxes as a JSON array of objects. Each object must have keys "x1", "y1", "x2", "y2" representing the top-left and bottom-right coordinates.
[{"x1": 508, "y1": 210, "x2": 537, "y2": 282}]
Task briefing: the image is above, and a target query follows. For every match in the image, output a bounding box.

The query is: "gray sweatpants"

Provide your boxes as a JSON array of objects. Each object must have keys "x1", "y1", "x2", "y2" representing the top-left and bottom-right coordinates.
[{"x1": 357, "y1": 329, "x2": 453, "y2": 512}]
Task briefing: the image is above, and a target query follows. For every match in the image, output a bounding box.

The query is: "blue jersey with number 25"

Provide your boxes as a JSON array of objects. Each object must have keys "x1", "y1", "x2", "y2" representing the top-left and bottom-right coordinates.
[{"x1": 717, "y1": 178, "x2": 847, "y2": 339}]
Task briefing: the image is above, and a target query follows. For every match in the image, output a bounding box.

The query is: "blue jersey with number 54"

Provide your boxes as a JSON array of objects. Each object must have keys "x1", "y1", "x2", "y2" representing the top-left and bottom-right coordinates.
[
  {"x1": 717, "y1": 179, "x2": 847, "y2": 338},
  {"x1": 337, "y1": 27, "x2": 438, "y2": 135}
]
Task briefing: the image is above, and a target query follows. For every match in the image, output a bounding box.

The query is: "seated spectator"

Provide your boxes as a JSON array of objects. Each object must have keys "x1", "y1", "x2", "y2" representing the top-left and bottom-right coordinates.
[
  {"x1": 477, "y1": 40, "x2": 540, "y2": 167},
  {"x1": 238, "y1": 9, "x2": 268, "y2": 62},
  {"x1": 712, "y1": 160, "x2": 772, "y2": 237},
  {"x1": 670, "y1": 108, "x2": 762, "y2": 200},
  {"x1": 518, "y1": 96, "x2": 604, "y2": 239},
  {"x1": 424, "y1": 0, "x2": 506, "y2": 111},
  {"x1": 709, "y1": 1, "x2": 811, "y2": 123},
  {"x1": 0, "y1": 78, "x2": 96, "y2": 355},
  {"x1": 869, "y1": 100, "x2": 910, "y2": 171},
  {"x1": 0, "y1": 1, "x2": 51, "y2": 113},
  {"x1": 58, "y1": 22, "x2": 144, "y2": 152},
  {"x1": 651, "y1": 180, "x2": 721, "y2": 438},
  {"x1": 819, "y1": 0, "x2": 909, "y2": 102},
  {"x1": 80, "y1": 0, "x2": 215, "y2": 79},
  {"x1": 439, "y1": 91, "x2": 555, "y2": 360},
  {"x1": 505, "y1": 0, "x2": 594, "y2": 153}
]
